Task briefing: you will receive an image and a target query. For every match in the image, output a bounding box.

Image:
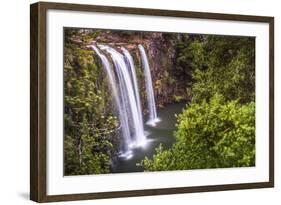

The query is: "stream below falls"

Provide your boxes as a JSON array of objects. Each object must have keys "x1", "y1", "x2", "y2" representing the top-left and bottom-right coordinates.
[{"x1": 111, "y1": 102, "x2": 186, "y2": 173}]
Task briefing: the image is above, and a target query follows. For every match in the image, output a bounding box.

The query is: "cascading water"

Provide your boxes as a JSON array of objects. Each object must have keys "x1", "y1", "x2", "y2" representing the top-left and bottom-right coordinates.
[
  {"x1": 121, "y1": 47, "x2": 144, "y2": 132},
  {"x1": 91, "y1": 45, "x2": 132, "y2": 157},
  {"x1": 98, "y1": 45, "x2": 146, "y2": 149},
  {"x1": 92, "y1": 44, "x2": 159, "y2": 160},
  {"x1": 138, "y1": 45, "x2": 160, "y2": 126}
]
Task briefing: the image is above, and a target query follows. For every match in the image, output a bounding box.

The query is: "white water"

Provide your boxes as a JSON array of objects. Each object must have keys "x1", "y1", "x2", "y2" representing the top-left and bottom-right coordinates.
[
  {"x1": 92, "y1": 44, "x2": 159, "y2": 159},
  {"x1": 121, "y1": 47, "x2": 144, "y2": 132},
  {"x1": 138, "y1": 45, "x2": 160, "y2": 126},
  {"x1": 98, "y1": 45, "x2": 146, "y2": 149},
  {"x1": 91, "y1": 45, "x2": 132, "y2": 157}
]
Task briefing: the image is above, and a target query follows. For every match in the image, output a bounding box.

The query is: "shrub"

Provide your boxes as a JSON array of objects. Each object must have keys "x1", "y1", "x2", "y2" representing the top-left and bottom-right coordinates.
[{"x1": 141, "y1": 94, "x2": 255, "y2": 171}]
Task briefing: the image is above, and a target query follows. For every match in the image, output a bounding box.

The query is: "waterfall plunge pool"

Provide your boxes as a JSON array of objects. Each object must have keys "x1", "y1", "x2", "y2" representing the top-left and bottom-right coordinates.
[{"x1": 111, "y1": 102, "x2": 186, "y2": 173}]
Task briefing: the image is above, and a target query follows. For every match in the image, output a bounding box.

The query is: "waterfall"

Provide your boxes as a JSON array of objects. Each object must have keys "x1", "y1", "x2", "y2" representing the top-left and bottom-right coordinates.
[
  {"x1": 138, "y1": 45, "x2": 160, "y2": 126},
  {"x1": 91, "y1": 45, "x2": 132, "y2": 157},
  {"x1": 121, "y1": 47, "x2": 144, "y2": 132},
  {"x1": 97, "y1": 45, "x2": 146, "y2": 150},
  {"x1": 92, "y1": 44, "x2": 159, "y2": 159}
]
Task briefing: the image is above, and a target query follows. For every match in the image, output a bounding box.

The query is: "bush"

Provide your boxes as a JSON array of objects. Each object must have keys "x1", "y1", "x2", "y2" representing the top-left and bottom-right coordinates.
[
  {"x1": 64, "y1": 29, "x2": 118, "y2": 175},
  {"x1": 141, "y1": 94, "x2": 255, "y2": 171}
]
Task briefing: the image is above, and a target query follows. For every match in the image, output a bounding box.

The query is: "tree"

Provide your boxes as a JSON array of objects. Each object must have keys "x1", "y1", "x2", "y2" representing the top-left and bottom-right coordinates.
[
  {"x1": 141, "y1": 94, "x2": 255, "y2": 171},
  {"x1": 63, "y1": 28, "x2": 119, "y2": 175},
  {"x1": 176, "y1": 35, "x2": 255, "y2": 103}
]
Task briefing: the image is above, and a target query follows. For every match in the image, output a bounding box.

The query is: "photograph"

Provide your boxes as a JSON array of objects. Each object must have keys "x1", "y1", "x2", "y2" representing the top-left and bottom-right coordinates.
[
  {"x1": 63, "y1": 28, "x2": 256, "y2": 176},
  {"x1": 29, "y1": 2, "x2": 274, "y2": 202}
]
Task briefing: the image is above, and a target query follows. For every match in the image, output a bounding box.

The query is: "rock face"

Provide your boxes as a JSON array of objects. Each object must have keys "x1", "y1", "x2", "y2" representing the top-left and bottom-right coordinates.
[
  {"x1": 73, "y1": 29, "x2": 190, "y2": 111},
  {"x1": 145, "y1": 32, "x2": 180, "y2": 107},
  {"x1": 131, "y1": 32, "x2": 189, "y2": 109}
]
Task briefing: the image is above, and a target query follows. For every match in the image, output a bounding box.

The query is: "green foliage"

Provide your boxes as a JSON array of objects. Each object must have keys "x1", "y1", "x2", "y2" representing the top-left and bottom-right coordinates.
[
  {"x1": 141, "y1": 94, "x2": 255, "y2": 171},
  {"x1": 64, "y1": 29, "x2": 118, "y2": 175},
  {"x1": 175, "y1": 35, "x2": 204, "y2": 82},
  {"x1": 177, "y1": 35, "x2": 255, "y2": 103},
  {"x1": 63, "y1": 29, "x2": 256, "y2": 174},
  {"x1": 141, "y1": 35, "x2": 256, "y2": 172},
  {"x1": 173, "y1": 95, "x2": 184, "y2": 102}
]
